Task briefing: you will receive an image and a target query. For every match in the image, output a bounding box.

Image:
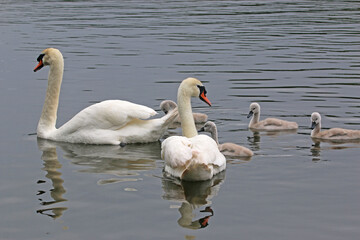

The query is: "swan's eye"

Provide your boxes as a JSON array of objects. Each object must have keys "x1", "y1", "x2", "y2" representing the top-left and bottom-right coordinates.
[
  {"x1": 197, "y1": 85, "x2": 207, "y2": 95},
  {"x1": 37, "y1": 54, "x2": 45, "y2": 62}
]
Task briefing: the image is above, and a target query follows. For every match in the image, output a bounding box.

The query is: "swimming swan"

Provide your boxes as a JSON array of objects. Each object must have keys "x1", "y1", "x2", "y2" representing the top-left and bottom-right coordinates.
[
  {"x1": 160, "y1": 100, "x2": 208, "y2": 124},
  {"x1": 247, "y1": 102, "x2": 298, "y2": 131},
  {"x1": 199, "y1": 121, "x2": 253, "y2": 157},
  {"x1": 33, "y1": 48, "x2": 178, "y2": 145},
  {"x1": 161, "y1": 78, "x2": 226, "y2": 181},
  {"x1": 310, "y1": 112, "x2": 360, "y2": 141}
]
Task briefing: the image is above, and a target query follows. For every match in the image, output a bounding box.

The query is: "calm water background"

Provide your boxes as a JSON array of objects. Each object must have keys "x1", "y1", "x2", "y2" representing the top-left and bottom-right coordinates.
[{"x1": 1, "y1": 1, "x2": 360, "y2": 239}]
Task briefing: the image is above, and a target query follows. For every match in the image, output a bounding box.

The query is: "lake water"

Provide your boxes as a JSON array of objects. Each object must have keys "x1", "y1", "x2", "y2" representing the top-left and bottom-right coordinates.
[{"x1": 1, "y1": 1, "x2": 360, "y2": 239}]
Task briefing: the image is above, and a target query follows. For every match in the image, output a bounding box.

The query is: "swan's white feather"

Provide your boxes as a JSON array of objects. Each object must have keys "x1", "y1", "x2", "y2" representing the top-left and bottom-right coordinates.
[
  {"x1": 162, "y1": 134, "x2": 226, "y2": 181},
  {"x1": 58, "y1": 100, "x2": 156, "y2": 132},
  {"x1": 34, "y1": 48, "x2": 178, "y2": 145},
  {"x1": 50, "y1": 100, "x2": 176, "y2": 145},
  {"x1": 160, "y1": 78, "x2": 226, "y2": 181}
]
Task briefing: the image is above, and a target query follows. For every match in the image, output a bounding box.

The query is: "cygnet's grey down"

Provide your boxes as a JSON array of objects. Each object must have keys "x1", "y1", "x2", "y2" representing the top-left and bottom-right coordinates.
[
  {"x1": 199, "y1": 121, "x2": 253, "y2": 157},
  {"x1": 160, "y1": 100, "x2": 208, "y2": 124},
  {"x1": 247, "y1": 102, "x2": 298, "y2": 131},
  {"x1": 310, "y1": 112, "x2": 360, "y2": 141}
]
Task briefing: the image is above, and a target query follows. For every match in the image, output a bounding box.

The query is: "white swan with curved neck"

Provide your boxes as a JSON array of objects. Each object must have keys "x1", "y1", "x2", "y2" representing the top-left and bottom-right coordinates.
[
  {"x1": 33, "y1": 48, "x2": 178, "y2": 145},
  {"x1": 161, "y1": 78, "x2": 226, "y2": 181}
]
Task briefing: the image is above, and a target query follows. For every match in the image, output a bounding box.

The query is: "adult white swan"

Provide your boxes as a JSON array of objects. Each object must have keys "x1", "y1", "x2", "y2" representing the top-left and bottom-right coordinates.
[
  {"x1": 33, "y1": 48, "x2": 178, "y2": 145},
  {"x1": 161, "y1": 78, "x2": 226, "y2": 181}
]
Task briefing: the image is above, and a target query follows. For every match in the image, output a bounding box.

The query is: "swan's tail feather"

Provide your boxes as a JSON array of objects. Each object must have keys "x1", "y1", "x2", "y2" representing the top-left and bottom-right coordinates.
[{"x1": 162, "y1": 108, "x2": 179, "y2": 126}]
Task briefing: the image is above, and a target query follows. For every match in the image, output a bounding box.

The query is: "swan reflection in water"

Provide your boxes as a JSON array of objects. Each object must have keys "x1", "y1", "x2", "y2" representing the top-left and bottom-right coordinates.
[
  {"x1": 310, "y1": 138, "x2": 360, "y2": 162},
  {"x1": 36, "y1": 138, "x2": 163, "y2": 219},
  {"x1": 162, "y1": 172, "x2": 225, "y2": 229},
  {"x1": 36, "y1": 139, "x2": 68, "y2": 219},
  {"x1": 247, "y1": 129, "x2": 298, "y2": 154},
  {"x1": 46, "y1": 139, "x2": 161, "y2": 184}
]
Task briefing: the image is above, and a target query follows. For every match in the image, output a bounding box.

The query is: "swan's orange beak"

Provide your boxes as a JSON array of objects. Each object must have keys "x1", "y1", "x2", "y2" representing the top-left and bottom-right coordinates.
[
  {"x1": 34, "y1": 59, "x2": 44, "y2": 72},
  {"x1": 200, "y1": 91, "x2": 212, "y2": 106},
  {"x1": 198, "y1": 85, "x2": 212, "y2": 106},
  {"x1": 199, "y1": 216, "x2": 211, "y2": 228}
]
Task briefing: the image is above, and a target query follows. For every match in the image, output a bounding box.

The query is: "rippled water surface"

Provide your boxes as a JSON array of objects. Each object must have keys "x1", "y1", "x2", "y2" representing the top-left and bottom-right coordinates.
[{"x1": 1, "y1": 1, "x2": 360, "y2": 239}]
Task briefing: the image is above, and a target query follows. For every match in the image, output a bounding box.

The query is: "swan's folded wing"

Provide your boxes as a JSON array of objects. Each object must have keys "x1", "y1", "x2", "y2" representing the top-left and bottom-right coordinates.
[
  {"x1": 94, "y1": 100, "x2": 157, "y2": 122},
  {"x1": 328, "y1": 128, "x2": 349, "y2": 138},
  {"x1": 161, "y1": 136, "x2": 193, "y2": 168},
  {"x1": 324, "y1": 128, "x2": 360, "y2": 139},
  {"x1": 263, "y1": 118, "x2": 283, "y2": 127},
  {"x1": 191, "y1": 135, "x2": 226, "y2": 167},
  {"x1": 56, "y1": 100, "x2": 157, "y2": 136},
  {"x1": 64, "y1": 100, "x2": 156, "y2": 127}
]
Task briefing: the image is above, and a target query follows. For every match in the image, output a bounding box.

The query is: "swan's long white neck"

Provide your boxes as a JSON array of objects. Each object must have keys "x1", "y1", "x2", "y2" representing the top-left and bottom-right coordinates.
[
  {"x1": 177, "y1": 83, "x2": 198, "y2": 138},
  {"x1": 37, "y1": 57, "x2": 63, "y2": 138}
]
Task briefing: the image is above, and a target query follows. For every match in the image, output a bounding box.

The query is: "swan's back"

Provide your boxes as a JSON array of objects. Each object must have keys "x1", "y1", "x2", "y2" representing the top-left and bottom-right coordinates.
[
  {"x1": 251, "y1": 118, "x2": 298, "y2": 131},
  {"x1": 53, "y1": 100, "x2": 157, "y2": 144},
  {"x1": 162, "y1": 135, "x2": 226, "y2": 181},
  {"x1": 313, "y1": 127, "x2": 360, "y2": 140},
  {"x1": 219, "y1": 142, "x2": 254, "y2": 157},
  {"x1": 59, "y1": 100, "x2": 155, "y2": 130}
]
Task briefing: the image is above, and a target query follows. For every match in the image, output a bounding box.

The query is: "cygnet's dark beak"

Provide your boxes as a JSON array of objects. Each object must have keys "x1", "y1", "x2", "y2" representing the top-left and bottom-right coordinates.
[
  {"x1": 310, "y1": 121, "x2": 317, "y2": 129},
  {"x1": 198, "y1": 127, "x2": 205, "y2": 133},
  {"x1": 247, "y1": 111, "x2": 253, "y2": 118}
]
